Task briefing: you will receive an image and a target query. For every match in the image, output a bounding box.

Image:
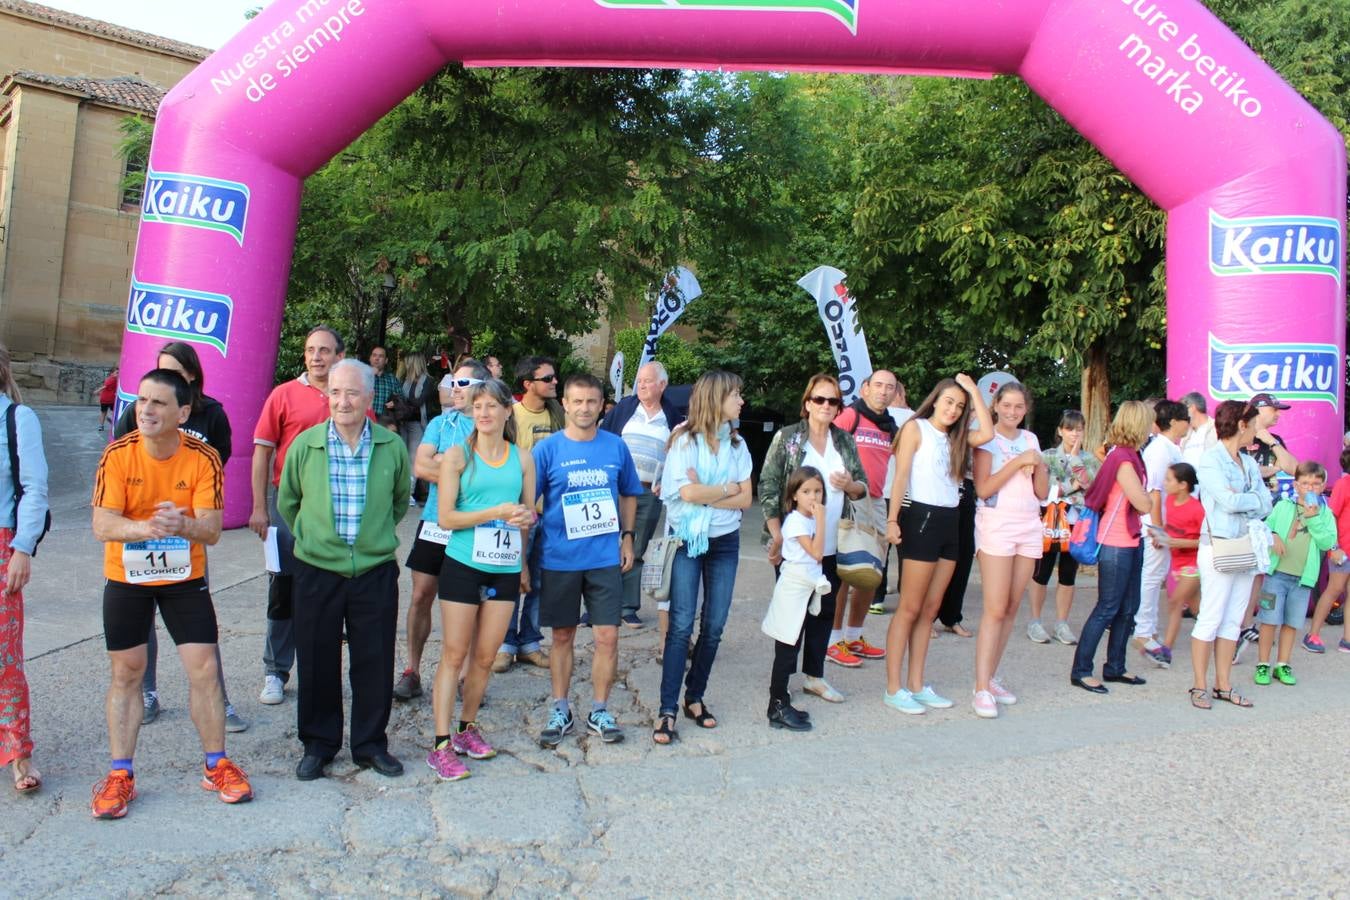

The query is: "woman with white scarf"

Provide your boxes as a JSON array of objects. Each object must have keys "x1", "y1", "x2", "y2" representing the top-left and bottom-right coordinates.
[{"x1": 652, "y1": 371, "x2": 753, "y2": 745}]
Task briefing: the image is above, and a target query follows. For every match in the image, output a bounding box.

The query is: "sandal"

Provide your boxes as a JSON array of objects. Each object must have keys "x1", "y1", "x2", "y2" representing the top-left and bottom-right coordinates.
[
  {"x1": 652, "y1": 714, "x2": 679, "y2": 745},
  {"x1": 1211, "y1": 686, "x2": 1253, "y2": 708},
  {"x1": 683, "y1": 700, "x2": 718, "y2": 729},
  {"x1": 1188, "y1": 688, "x2": 1212, "y2": 710},
  {"x1": 12, "y1": 759, "x2": 41, "y2": 794}
]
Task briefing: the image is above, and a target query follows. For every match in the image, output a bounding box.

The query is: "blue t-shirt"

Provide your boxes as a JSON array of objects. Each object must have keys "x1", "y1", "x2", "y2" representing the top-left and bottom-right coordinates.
[
  {"x1": 534, "y1": 430, "x2": 642, "y2": 572},
  {"x1": 420, "y1": 410, "x2": 474, "y2": 522}
]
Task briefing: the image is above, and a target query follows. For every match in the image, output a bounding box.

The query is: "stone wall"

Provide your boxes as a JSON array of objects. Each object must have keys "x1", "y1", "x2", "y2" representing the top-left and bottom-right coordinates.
[{"x1": 9, "y1": 350, "x2": 110, "y2": 404}]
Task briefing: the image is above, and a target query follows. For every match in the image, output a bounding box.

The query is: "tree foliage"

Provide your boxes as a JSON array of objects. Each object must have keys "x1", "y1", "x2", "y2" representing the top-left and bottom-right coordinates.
[{"x1": 117, "y1": 1, "x2": 1349, "y2": 424}]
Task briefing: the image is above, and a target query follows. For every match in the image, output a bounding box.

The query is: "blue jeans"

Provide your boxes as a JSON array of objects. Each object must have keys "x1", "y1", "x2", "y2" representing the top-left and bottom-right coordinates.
[
  {"x1": 499, "y1": 530, "x2": 543, "y2": 655},
  {"x1": 1071, "y1": 542, "x2": 1142, "y2": 681},
  {"x1": 659, "y1": 531, "x2": 740, "y2": 715}
]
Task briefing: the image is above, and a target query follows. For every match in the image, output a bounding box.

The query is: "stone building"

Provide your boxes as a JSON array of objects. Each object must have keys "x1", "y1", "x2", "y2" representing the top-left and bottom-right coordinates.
[{"x1": 0, "y1": 0, "x2": 207, "y2": 402}]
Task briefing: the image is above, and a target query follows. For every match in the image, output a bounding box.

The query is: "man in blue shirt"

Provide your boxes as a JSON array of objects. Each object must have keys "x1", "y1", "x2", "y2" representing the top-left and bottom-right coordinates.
[{"x1": 534, "y1": 373, "x2": 642, "y2": 746}]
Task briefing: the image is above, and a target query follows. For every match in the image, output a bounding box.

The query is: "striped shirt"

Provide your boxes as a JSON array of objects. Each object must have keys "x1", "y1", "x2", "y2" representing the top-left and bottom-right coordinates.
[{"x1": 327, "y1": 420, "x2": 372, "y2": 545}]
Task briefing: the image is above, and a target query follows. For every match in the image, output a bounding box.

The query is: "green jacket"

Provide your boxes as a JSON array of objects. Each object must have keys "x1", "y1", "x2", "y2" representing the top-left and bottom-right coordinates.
[
  {"x1": 278, "y1": 421, "x2": 411, "y2": 577},
  {"x1": 757, "y1": 421, "x2": 868, "y2": 546},
  {"x1": 1264, "y1": 498, "x2": 1337, "y2": 587}
]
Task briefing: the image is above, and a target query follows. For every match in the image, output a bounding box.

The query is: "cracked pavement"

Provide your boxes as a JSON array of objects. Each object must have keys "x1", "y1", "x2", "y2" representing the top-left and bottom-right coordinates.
[{"x1": 4, "y1": 406, "x2": 1349, "y2": 897}]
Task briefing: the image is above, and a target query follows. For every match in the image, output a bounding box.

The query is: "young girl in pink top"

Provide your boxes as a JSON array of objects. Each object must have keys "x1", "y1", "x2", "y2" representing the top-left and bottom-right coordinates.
[
  {"x1": 971, "y1": 382, "x2": 1048, "y2": 719},
  {"x1": 1160, "y1": 462, "x2": 1203, "y2": 658}
]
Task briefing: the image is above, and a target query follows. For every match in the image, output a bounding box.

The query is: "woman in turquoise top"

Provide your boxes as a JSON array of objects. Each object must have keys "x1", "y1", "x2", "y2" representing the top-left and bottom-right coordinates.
[{"x1": 427, "y1": 379, "x2": 536, "y2": 782}]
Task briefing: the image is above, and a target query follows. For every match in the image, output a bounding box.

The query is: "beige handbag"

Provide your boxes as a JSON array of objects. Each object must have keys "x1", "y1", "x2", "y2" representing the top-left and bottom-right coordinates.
[{"x1": 836, "y1": 500, "x2": 884, "y2": 591}]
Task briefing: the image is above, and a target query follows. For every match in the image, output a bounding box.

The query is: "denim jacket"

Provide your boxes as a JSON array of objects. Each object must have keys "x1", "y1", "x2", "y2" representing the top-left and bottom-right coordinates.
[{"x1": 1196, "y1": 442, "x2": 1270, "y2": 540}]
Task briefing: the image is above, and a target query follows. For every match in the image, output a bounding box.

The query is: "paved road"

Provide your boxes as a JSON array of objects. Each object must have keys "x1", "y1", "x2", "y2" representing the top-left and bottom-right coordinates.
[{"x1": 4, "y1": 406, "x2": 1349, "y2": 897}]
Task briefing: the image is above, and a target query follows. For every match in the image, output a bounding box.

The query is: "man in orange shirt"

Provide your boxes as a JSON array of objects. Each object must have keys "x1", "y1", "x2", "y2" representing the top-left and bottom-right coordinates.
[
  {"x1": 250, "y1": 325, "x2": 344, "y2": 705},
  {"x1": 90, "y1": 368, "x2": 252, "y2": 819}
]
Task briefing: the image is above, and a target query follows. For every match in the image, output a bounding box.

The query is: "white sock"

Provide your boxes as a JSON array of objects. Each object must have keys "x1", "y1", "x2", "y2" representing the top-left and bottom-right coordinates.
[
  {"x1": 845, "y1": 626, "x2": 863, "y2": 642},
  {"x1": 829, "y1": 629, "x2": 844, "y2": 645}
]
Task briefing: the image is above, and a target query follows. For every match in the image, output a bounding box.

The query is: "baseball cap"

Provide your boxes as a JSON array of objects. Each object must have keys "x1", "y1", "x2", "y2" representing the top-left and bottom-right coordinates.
[{"x1": 1250, "y1": 393, "x2": 1291, "y2": 410}]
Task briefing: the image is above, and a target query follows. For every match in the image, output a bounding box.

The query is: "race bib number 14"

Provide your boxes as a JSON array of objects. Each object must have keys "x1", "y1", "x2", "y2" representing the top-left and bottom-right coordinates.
[
  {"x1": 562, "y1": 489, "x2": 618, "y2": 540},
  {"x1": 472, "y1": 521, "x2": 522, "y2": 566}
]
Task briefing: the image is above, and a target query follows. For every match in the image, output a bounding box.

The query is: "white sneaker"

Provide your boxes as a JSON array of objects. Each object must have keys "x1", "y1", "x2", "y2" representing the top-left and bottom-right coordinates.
[
  {"x1": 259, "y1": 674, "x2": 284, "y2": 705},
  {"x1": 1053, "y1": 622, "x2": 1078, "y2": 645},
  {"x1": 989, "y1": 676, "x2": 1018, "y2": 705},
  {"x1": 803, "y1": 676, "x2": 844, "y2": 703},
  {"x1": 1027, "y1": 621, "x2": 1051, "y2": 643},
  {"x1": 972, "y1": 689, "x2": 999, "y2": 719}
]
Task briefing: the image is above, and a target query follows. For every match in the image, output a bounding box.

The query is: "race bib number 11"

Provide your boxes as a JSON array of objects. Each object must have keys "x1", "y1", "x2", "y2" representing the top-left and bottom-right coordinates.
[
  {"x1": 562, "y1": 489, "x2": 618, "y2": 540},
  {"x1": 123, "y1": 537, "x2": 191, "y2": 584}
]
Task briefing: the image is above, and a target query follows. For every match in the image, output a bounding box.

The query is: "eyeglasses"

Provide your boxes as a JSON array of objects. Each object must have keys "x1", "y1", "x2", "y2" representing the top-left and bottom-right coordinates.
[
  {"x1": 809, "y1": 395, "x2": 842, "y2": 408},
  {"x1": 529, "y1": 373, "x2": 557, "y2": 383},
  {"x1": 450, "y1": 378, "x2": 483, "y2": 388}
]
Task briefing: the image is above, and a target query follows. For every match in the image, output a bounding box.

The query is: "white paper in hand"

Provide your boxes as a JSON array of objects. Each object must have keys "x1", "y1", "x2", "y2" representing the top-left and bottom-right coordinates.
[{"x1": 264, "y1": 526, "x2": 281, "y2": 573}]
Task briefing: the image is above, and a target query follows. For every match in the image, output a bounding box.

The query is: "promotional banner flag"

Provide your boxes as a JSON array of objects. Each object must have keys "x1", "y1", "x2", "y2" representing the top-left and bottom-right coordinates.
[
  {"x1": 797, "y1": 266, "x2": 873, "y2": 404},
  {"x1": 638, "y1": 266, "x2": 702, "y2": 370},
  {"x1": 609, "y1": 351, "x2": 625, "y2": 400},
  {"x1": 976, "y1": 371, "x2": 1018, "y2": 408}
]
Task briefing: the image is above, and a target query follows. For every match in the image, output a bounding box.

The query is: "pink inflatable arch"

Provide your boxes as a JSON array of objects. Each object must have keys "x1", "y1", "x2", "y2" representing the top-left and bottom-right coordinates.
[{"x1": 119, "y1": 0, "x2": 1346, "y2": 524}]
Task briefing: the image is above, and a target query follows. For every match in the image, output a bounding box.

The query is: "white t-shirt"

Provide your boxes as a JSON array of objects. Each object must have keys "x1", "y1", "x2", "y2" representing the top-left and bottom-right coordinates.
[
  {"x1": 1180, "y1": 418, "x2": 1216, "y2": 468},
  {"x1": 1141, "y1": 434, "x2": 1182, "y2": 525},
  {"x1": 780, "y1": 510, "x2": 823, "y2": 581},
  {"x1": 801, "y1": 437, "x2": 846, "y2": 556}
]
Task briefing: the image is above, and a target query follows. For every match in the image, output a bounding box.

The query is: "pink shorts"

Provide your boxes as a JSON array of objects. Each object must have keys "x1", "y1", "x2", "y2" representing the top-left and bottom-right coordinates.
[{"x1": 974, "y1": 508, "x2": 1044, "y2": 559}]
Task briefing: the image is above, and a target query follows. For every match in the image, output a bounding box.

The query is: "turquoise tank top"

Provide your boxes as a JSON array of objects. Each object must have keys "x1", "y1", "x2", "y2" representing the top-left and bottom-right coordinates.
[{"x1": 446, "y1": 442, "x2": 526, "y2": 574}]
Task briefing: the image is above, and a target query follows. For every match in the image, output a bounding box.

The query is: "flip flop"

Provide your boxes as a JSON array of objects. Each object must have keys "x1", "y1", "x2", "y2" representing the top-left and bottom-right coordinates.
[{"x1": 13, "y1": 761, "x2": 41, "y2": 794}]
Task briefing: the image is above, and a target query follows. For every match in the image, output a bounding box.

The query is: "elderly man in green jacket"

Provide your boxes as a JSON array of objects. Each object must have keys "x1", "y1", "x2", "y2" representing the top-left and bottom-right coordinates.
[{"x1": 279, "y1": 359, "x2": 410, "y2": 781}]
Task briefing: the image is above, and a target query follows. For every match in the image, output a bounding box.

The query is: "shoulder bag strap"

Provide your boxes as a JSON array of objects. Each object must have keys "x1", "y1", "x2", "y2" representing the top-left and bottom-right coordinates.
[{"x1": 6, "y1": 404, "x2": 20, "y2": 522}]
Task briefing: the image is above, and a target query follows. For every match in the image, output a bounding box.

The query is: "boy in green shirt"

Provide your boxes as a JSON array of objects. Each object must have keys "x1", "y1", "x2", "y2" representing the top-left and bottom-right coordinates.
[{"x1": 1256, "y1": 462, "x2": 1343, "y2": 686}]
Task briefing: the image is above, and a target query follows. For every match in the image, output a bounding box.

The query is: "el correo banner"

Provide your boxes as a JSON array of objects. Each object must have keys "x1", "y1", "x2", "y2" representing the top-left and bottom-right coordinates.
[
  {"x1": 797, "y1": 266, "x2": 873, "y2": 404},
  {"x1": 637, "y1": 266, "x2": 702, "y2": 370}
]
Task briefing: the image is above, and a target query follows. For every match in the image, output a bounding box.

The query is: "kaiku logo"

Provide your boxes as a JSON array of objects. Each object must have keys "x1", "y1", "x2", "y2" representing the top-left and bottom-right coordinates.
[
  {"x1": 1208, "y1": 210, "x2": 1341, "y2": 284},
  {"x1": 1208, "y1": 333, "x2": 1339, "y2": 407},
  {"x1": 594, "y1": 0, "x2": 858, "y2": 34},
  {"x1": 142, "y1": 171, "x2": 250, "y2": 245},
  {"x1": 126, "y1": 280, "x2": 234, "y2": 357}
]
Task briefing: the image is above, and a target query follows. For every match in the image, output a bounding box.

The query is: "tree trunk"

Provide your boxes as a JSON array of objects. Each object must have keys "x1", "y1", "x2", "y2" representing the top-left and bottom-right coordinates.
[{"x1": 1081, "y1": 340, "x2": 1112, "y2": 454}]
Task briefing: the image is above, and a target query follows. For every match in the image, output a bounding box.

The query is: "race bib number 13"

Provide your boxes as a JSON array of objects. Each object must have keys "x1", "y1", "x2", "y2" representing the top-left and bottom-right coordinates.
[
  {"x1": 562, "y1": 489, "x2": 618, "y2": 540},
  {"x1": 472, "y1": 521, "x2": 522, "y2": 566},
  {"x1": 123, "y1": 537, "x2": 191, "y2": 584}
]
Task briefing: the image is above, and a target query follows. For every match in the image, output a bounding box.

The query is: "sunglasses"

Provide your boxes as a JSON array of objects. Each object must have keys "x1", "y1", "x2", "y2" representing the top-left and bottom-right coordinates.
[
  {"x1": 529, "y1": 373, "x2": 558, "y2": 383},
  {"x1": 449, "y1": 378, "x2": 483, "y2": 388},
  {"x1": 809, "y1": 395, "x2": 842, "y2": 408}
]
